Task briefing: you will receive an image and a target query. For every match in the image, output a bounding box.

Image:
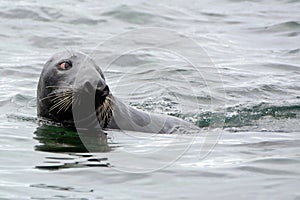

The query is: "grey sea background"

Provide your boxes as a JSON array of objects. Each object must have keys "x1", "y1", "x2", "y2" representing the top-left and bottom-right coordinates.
[{"x1": 0, "y1": 0, "x2": 300, "y2": 199}]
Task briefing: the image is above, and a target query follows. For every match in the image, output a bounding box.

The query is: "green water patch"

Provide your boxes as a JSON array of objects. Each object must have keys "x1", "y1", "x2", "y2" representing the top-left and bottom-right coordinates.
[
  {"x1": 34, "y1": 125, "x2": 111, "y2": 153},
  {"x1": 177, "y1": 103, "x2": 300, "y2": 128}
]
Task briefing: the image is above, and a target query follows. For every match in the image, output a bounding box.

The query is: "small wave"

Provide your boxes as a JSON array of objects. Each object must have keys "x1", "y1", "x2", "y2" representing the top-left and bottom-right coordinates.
[
  {"x1": 201, "y1": 12, "x2": 227, "y2": 18},
  {"x1": 11, "y1": 93, "x2": 35, "y2": 105},
  {"x1": 102, "y1": 5, "x2": 155, "y2": 25},
  {"x1": 0, "y1": 8, "x2": 51, "y2": 21},
  {"x1": 0, "y1": 65, "x2": 40, "y2": 78},
  {"x1": 30, "y1": 183, "x2": 94, "y2": 192},
  {"x1": 7, "y1": 113, "x2": 37, "y2": 123},
  {"x1": 177, "y1": 103, "x2": 300, "y2": 129},
  {"x1": 288, "y1": 48, "x2": 300, "y2": 54},
  {"x1": 29, "y1": 36, "x2": 83, "y2": 49},
  {"x1": 250, "y1": 157, "x2": 300, "y2": 165},
  {"x1": 236, "y1": 165, "x2": 295, "y2": 175},
  {"x1": 35, "y1": 154, "x2": 109, "y2": 170},
  {"x1": 251, "y1": 21, "x2": 300, "y2": 36},
  {"x1": 261, "y1": 62, "x2": 300, "y2": 72},
  {"x1": 266, "y1": 21, "x2": 300, "y2": 31},
  {"x1": 69, "y1": 18, "x2": 107, "y2": 25}
]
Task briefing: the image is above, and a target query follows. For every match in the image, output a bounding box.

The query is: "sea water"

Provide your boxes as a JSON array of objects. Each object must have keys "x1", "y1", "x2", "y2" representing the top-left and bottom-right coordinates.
[{"x1": 0, "y1": 0, "x2": 299, "y2": 199}]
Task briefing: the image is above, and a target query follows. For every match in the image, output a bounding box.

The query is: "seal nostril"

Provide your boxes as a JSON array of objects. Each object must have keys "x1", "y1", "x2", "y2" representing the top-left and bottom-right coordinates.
[
  {"x1": 95, "y1": 85, "x2": 109, "y2": 97},
  {"x1": 103, "y1": 85, "x2": 109, "y2": 96}
]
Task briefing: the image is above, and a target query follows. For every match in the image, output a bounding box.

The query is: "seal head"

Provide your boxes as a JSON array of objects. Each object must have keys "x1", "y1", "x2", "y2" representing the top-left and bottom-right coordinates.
[{"x1": 37, "y1": 51, "x2": 110, "y2": 128}]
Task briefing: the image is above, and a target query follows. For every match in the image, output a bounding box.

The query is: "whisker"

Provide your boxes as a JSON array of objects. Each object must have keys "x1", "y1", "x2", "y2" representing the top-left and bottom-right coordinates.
[
  {"x1": 49, "y1": 96, "x2": 70, "y2": 112},
  {"x1": 39, "y1": 96, "x2": 54, "y2": 101},
  {"x1": 46, "y1": 85, "x2": 72, "y2": 89},
  {"x1": 65, "y1": 97, "x2": 73, "y2": 112},
  {"x1": 51, "y1": 92, "x2": 72, "y2": 102},
  {"x1": 40, "y1": 88, "x2": 73, "y2": 102},
  {"x1": 61, "y1": 96, "x2": 73, "y2": 112},
  {"x1": 58, "y1": 80, "x2": 72, "y2": 87},
  {"x1": 57, "y1": 99, "x2": 71, "y2": 113},
  {"x1": 39, "y1": 93, "x2": 61, "y2": 101}
]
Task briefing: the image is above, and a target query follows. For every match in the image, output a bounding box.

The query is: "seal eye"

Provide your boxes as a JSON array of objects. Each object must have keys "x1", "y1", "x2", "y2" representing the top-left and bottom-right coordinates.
[{"x1": 58, "y1": 61, "x2": 72, "y2": 70}]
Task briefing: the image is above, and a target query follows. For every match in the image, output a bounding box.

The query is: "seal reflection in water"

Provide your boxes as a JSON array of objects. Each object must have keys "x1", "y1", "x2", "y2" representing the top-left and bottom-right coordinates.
[{"x1": 37, "y1": 51, "x2": 199, "y2": 134}]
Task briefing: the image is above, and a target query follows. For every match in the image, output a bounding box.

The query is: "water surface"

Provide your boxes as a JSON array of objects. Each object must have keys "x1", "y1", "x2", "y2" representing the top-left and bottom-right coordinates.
[{"x1": 0, "y1": 0, "x2": 299, "y2": 199}]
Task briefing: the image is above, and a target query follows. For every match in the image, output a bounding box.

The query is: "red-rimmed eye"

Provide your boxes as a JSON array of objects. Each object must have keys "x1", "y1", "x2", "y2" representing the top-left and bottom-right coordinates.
[{"x1": 58, "y1": 61, "x2": 72, "y2": 70}]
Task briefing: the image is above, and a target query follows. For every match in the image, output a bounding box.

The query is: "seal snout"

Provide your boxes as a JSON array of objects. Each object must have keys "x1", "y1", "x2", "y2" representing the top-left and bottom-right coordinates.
[
  {"x1": 98, "y1": 85, "x2": 110, "y2": 97},
  {"x1": 81, "y1": 80, "x2": 110, "y2": 98},
  {"x1": 95, "y1": 84, "x2": 110, "y2": 98}
]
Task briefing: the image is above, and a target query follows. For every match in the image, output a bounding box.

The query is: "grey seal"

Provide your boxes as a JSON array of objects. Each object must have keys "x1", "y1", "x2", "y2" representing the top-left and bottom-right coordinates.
[{"x1": 37, "y1": 51, "x2": 198, "y2": 134}]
